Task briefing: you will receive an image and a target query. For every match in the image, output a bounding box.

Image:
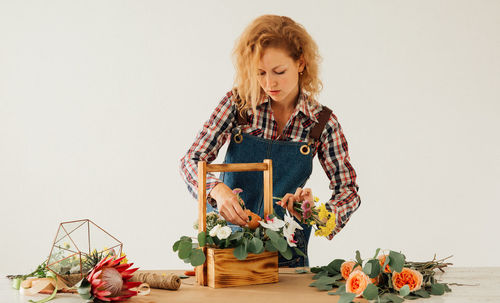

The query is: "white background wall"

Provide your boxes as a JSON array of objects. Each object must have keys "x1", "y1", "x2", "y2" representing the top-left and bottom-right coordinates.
[{"x1": 1, "y1": 0, "x2": 499, "y2": 274}]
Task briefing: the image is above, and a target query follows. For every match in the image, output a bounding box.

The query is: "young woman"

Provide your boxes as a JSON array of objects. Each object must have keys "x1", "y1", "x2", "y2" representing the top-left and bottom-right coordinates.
[{"x1": 179, "y1": 15, "x2": 360, "y2": 267}]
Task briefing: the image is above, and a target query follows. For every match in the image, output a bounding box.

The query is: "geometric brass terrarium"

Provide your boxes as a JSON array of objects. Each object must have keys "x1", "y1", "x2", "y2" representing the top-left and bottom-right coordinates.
[{"x1": 46, "y1": 219, "x2": 122, "y2": 287}]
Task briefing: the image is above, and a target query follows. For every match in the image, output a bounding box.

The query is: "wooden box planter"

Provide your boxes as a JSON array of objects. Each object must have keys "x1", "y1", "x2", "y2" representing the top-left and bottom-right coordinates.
[
  {"x1": 196, "y1": 159, "x2": 279, "y2": 288},
  {"x1": 207, "y1": 248, "x2": 278, "y2": 288}
]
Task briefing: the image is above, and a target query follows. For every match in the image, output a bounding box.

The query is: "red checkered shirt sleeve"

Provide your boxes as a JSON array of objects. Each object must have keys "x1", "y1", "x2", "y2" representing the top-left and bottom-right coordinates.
[
  {"x1": 179, "y1": 92, "x2": 236, "y2": 202},
  {"x1": 317, "y1": 113, "x2": 361, "y2": 239}
]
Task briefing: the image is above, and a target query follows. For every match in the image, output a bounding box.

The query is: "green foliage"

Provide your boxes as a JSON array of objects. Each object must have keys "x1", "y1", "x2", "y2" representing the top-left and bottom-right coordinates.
[
  {"x1": 338, "y1": 293, "x2": 356, "y2": 303},
  {"x1": 197, "y1": 231, "x2": 206, "y2": 247},
  {"x1": 247, "y1": 237, "x2": 264, "y2": 254},
  {"x1": 399, "y1": 284, "x2": 410, "y2": 297},
  {"x1": 413, "y1": 289, "x2": 430, "y2": 298},
  {"x1": 234, "y1": 241, "x2": 248, "y2": 260},
  {"x1": 388, "y1": 251, "x2": 405, "y2": 273},
  {"x1": 309, "y1": 275, "x2": 342, "y2": 291},
  {"x1": 328, "y1": 259, "x2": 345, "y2": 273},
  {"x1": 431, "y1": 283, "x2": 445, "y2": 295},
  {"x1": 363, "y1": 283, "x2": 379, "y2": 300},
  {"x1": 189, "y1": 249, "x2": 206, "y2": 266}
]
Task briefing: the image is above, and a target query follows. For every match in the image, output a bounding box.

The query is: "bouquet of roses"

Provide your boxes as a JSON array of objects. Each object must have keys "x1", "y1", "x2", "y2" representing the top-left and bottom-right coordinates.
[
  {"x1": 173, "y1": 188, "x2": 306, "y2": 266},
  {"x1": 309, "y1": 249, "x2": 452, "y2": 303}
]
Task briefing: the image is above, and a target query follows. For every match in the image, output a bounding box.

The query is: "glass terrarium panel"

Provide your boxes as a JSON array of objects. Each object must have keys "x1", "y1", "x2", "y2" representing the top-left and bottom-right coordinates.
[
  {"x1": 48, "y1": 244, "x2": 81, "y2": 276},
  {"x1": 88, "y1": 222, "x2": 121, "y2": 255}
]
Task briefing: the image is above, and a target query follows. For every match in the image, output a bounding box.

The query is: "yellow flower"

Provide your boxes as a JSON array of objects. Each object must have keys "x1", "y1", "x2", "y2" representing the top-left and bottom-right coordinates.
[
  {"x1": 314, "y1": 226, "x2": 332, "y2": 237},
  {"x1": 326, "y1": 213, "x2": 336, "y2": 230},
  {"x1": 314, "y1": 196, "x2": 320, "y2": 203},
  {"x1": 318, "y1": 203, "x2": 329, "y2": 221},
  {"x1": 120, "y1": 252, "x2": 128, "y2": 265}
]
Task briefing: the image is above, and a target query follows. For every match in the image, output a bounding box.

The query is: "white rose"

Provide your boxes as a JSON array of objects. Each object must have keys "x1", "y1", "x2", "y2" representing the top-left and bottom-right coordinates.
[
  {"x1": 216, "y1": 226, "x2": 232, "y2": 240},
  {"x1": 209, "y1": 224, "x2": 221, "y2": 237}
]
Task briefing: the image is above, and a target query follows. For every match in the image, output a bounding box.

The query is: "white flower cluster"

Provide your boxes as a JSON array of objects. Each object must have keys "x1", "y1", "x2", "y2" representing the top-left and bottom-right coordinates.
[
  {"x1": 209, "y1": 224, "x2": 232, "y2": 240},
  {"x1": 258, "y1": 213, "x2": 303, "y2": 247}
]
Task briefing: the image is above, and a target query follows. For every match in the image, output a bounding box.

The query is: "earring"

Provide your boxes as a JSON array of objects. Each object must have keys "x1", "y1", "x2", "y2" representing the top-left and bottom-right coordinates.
[{"x1": 299, "y1": 71, "x2": 303, "y2": 76}]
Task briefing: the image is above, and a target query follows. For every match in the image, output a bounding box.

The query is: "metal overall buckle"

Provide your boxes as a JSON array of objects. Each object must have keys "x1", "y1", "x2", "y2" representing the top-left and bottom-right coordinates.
[
  {"x1": 234, "y1": 128, "x2": 243, "y2": 144},
  {"x1": 299, "y1": 139, "x2": 313, "y2": 155}
]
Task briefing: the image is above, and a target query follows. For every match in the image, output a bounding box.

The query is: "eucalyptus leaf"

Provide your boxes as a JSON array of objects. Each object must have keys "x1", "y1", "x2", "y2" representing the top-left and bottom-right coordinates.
[
  {"x1": 254, "y1": 227, "x2": 261, "y2": 237},
  {"x1": 338, "y1": 292, "x2": 356, "y2": 303},
  {"x1": 327, "y1": 284, "x2": 346, "y2": 295},
  {"x1": 388, "y1": 251, "x2": 405, "y2": 273},
  {"x1": 363, "y1": 283, "x2": 379, "y2": 300},
  {"x1": 206, "y1": 236, "x2": 214, "y2": 245},
  {"x1": 234, "y1": 243, "x2": 248, "y2": 260},
  {"x1": 172, "y1": 240, "x2": 181, "y2": 252},
  {"x1": 228, "y1": 231, "x2": 243, "y2": 241},
  {"x1": 312, "y1": 271, "x2": 329, "y2": 280},
  {"x1": 413, "y1": 289, "x2": 430, "y2": 298},
  {"x1": 363, "y1": 262, "x2": 372, "y2": 276},
  {"x1": 364, "y1": 259, "x2": 381, "y2": 278},
  {"x1": 265, "y1": 229, "x2": 287, "y2": 252},
  {"x1": 381, "y1": 293, "x2": 404, "y2": 303},
  {"x1": 355, "y1": 250, "x2": 362, "y2": 264},
  {"x1": 383, "y1": 255, "x2": 391, "y2": 273},
  {"x1": 248, "y1": 237, "x2": 263, "y2": 254},
  {"x1": 178, "y1": 241, "x2": 192, "y2": 259},
  {"x1": 327, "y1": 259, "x2": 345, "y2": 273},
  {"x1": 280, "y1": 246, "x2": 293, "y2": 260},
  {"x1": 315, "y1": 284, "x2": 333, "y2": 291},
  {"x1": 310, "y1": 266, "x2": 324, "y2": 273},
  {"x1": 293, "y1": 247, "x2": 307, "y2": 258},
  {"x1": 197, "y1": 231, "x2": 206, "y2": 247},
  {"x1": 295, "y1": 269, "x2": 308, "y2": 274},
  {"x1": 190, "y1": 248, "x2": 206, "y2": 266},
  {"x1": 431, "y1": 283, "x2": 445, "y2": 295},
  {"x1": 264, "y1": 240, "x2": 277, "y2": 252},
  {"x1": 372, "y1": 248, "x2": 381, "y2": 259},
  {"x1": 399, "y1": 284, "x2": 410, "y2": 297}
]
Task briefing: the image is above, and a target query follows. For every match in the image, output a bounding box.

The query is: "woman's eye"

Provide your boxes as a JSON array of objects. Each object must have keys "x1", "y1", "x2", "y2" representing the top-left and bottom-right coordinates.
[{"x1": 275, "y1": 71, "x2": 285, "y2": 75}]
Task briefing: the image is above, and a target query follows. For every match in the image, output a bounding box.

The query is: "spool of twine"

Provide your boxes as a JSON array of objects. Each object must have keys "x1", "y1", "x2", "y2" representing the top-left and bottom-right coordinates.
[{"x1": 130, "y1": 272, "x2": 181, "y2": 290}]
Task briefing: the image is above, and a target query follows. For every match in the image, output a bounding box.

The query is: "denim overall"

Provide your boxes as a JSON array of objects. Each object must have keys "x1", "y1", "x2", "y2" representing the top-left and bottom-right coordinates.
[{"x1": 206, "y1": 106, "x2": 332, "y2": 267}]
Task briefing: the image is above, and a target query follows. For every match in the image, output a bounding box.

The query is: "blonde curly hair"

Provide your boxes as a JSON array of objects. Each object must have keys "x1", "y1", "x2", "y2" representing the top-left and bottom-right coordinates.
[{"x1": 232, "y1": 15, "x2": 323, "y2": 114}]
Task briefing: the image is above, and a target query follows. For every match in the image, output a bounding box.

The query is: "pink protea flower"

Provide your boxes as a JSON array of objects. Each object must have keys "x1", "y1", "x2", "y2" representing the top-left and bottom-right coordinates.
[{"x1": 85, "y1": 255, "x2": 141, "y2": 301}]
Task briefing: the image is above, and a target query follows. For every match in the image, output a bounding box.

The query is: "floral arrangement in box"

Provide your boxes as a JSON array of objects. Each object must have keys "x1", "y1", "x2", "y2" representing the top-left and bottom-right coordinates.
[
  {"x1": 308, "y1": 249, "x2": 453, "y2": 303},
  {"x1": 173, "y1": 188, "x2": 337, "y2": 266}
]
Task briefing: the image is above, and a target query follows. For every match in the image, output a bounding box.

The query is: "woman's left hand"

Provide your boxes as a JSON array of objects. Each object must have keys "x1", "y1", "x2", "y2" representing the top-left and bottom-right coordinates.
[{"x1": 277, "y1": 187, "x2": 313, "y2": 221}]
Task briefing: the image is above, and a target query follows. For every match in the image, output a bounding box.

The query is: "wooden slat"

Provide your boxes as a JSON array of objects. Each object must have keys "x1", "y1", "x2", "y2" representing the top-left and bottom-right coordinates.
[
  {"x1": 207, "y1": 248, "x2": 278, "y2": 288},
  {"x1": 206, "y1": 163, "x2": 268, "y2": 172},
  {"x1": 196, "y1": 161, "x2": 207, "y2": 286},
  {"x1": 263, "y1": 159, "x2": 273, "y2": 218}
]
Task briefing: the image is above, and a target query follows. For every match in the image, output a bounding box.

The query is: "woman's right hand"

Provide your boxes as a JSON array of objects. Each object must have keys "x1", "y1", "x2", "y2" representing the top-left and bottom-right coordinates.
[{"x1": 209, "y1": 183, "x2": 249, "y2": 226}]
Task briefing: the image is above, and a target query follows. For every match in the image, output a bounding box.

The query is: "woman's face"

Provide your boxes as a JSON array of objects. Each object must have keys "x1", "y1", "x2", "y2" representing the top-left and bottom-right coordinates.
[{"x1": 256, "y1": 47, "x2": 304, "y2": 107}]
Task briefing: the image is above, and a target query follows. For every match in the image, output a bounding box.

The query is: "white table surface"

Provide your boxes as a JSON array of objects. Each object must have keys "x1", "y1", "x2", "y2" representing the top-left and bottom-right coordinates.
[{"x1": 2, "y1": 267, "x2": 500, "y2": 302}]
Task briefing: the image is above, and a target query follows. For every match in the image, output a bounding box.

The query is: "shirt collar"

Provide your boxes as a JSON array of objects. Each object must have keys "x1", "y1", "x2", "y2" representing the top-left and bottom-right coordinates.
[{"x1": 258, "y1": 90, "x2": 320, "y2": 123}]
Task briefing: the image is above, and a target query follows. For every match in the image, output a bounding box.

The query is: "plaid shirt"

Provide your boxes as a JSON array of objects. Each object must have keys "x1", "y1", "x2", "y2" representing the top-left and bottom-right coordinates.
[{"x1": 179, "y1": 90, "x2": 361, "y2": 238}]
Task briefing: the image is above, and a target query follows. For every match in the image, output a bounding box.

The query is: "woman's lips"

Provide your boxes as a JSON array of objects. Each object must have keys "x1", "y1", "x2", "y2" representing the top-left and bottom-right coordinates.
[{"x1": 269, "y1": 90, "x2": 280, "y2": 96}]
